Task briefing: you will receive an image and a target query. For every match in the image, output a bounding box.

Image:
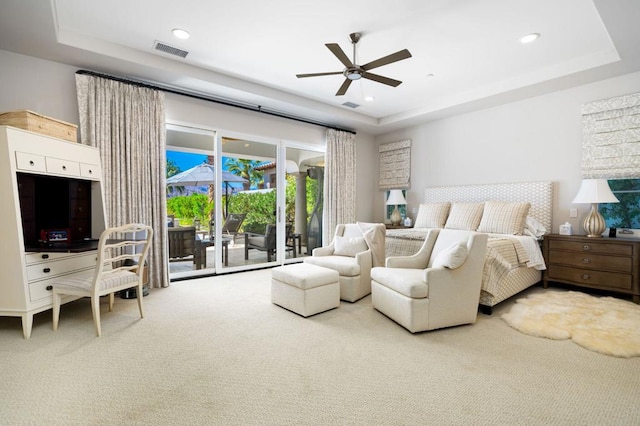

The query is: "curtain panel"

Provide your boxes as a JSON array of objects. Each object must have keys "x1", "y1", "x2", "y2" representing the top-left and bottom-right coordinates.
[
  {"x1": 581, "y1": 92, "x2": 640, "y2": 179},
  {"x1": 323, "y1": 129, "x2": 356, "y2": 244},
  {"x1": 76, "y1": 74, "x2": 169, "y2": 288}
]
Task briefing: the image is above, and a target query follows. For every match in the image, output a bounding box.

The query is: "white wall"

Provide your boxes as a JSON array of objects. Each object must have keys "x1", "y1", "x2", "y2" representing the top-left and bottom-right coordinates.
[
  {"x1": 375, "y1": 71, "x2": 640, "y2": 233},
  {"x1": 0, "y1": 49, "x2": 377, "y2": 222}
]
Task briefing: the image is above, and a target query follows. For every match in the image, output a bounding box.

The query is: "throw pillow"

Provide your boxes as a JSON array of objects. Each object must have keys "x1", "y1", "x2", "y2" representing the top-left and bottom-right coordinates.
[
  {"x1": 444, "y1": 203, "x2": 484, "y2": 230},
  {"x1": 432, "y1": 242, "x2": 469, "y2": 269},
  {"x1": 478, "y1": 201, "x2": 531, "y2": 235},
  {"x1": 334, "y1": 236, "x2": 368, "y2": 257},
  {"x1": 414, "y1": 202, "x2": 451, "y2": 228}
]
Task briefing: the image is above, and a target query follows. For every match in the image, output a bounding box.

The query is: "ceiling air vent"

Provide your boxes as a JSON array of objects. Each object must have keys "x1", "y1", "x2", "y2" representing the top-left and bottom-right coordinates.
[
  {"x1": 153, "y1": 41, "x2": 189, "y2": 58},
  {"x1": 342, "y1": 102, "x2": 360, "y2": 109}
]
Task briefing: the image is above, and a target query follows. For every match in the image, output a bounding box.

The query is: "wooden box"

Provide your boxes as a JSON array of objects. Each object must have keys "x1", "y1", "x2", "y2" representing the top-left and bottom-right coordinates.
[{"x1": 0, "y1": 110, "x2": 78, "y2": 143}]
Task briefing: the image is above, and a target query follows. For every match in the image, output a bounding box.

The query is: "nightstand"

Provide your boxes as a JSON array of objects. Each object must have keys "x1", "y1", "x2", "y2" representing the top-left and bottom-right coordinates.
[
  {"x1": 385, "y1": 224, "x2": 413, "y2": 229},
  {"x1": 542, "y1": 234, "x2": 640, "y2": 304}
]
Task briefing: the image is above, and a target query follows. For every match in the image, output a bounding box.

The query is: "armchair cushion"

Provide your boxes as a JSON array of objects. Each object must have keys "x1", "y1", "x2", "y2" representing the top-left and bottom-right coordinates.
[
  {"x1": 334, "y1": 236, "x2": 368, "y2": 257},
  {"x1": 431, "y1": 242, "x2": 469, "y2": 269},
  {"x1": 370, "y1": 267, "x2": 428, "y2": 298},
  {"x1": 304, "y1": 255, "x2": 362, "y2": 277}
]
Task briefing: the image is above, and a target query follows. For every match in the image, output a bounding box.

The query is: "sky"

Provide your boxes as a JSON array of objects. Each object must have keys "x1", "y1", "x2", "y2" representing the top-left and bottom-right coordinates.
[{"x1": 167, "y1": 151, "x2": 207, "y2": 172}]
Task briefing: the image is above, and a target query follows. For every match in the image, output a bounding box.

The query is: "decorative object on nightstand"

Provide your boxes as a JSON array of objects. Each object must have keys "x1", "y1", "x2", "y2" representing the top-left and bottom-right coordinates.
[
  {"x1": 572, "y1": 179, "x2": 619, "y2": 237},
  {"x1": 386, "y1": 189, "x2": 407, "y2": 226}
]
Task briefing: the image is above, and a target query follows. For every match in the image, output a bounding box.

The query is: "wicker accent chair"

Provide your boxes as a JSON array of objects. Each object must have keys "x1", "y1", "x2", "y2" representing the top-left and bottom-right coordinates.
[{"x1": 168, "y1": 226, "x2": 197, "y2": 262}]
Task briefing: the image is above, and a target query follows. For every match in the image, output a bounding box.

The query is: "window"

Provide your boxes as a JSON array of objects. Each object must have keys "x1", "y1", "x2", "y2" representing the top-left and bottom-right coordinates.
[{"x1": 599, "y1": 179, "x2": 640, "y2": 229}]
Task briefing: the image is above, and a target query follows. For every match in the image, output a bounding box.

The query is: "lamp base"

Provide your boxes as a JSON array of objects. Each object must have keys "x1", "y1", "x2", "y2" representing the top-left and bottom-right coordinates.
[
  {"x1": 390, "y1": 206, "x2": 402, "y2": 226},
  {"x1": 582, "y1": 203, "x2": 606, "y2": 238}
]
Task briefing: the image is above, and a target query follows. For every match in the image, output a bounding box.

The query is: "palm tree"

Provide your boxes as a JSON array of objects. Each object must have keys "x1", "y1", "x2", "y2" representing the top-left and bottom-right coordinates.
[{"x1": 225, "y1": 158, "x2": 263, "y2": 191}]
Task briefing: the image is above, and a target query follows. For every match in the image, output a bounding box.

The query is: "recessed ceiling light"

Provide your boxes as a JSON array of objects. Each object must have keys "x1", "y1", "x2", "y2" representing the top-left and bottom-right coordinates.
[
  {"x1": 172, "y1": 28, "x2": 190, "y2": 40},
  {"x1": 426, "y1": 73, "x2": 435, "y2": 78},
  {"x1": 520, "y1": 33, "x2": 540, "y2": 44},
  {"x1": 364, "y1": 96, "x2": 375, "y2": 102}
]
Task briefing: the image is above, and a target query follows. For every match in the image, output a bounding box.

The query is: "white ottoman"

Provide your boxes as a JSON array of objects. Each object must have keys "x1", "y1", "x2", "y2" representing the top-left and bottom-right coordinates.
[{"x1": 271, "y1": 263, "x2": 340, "y2": 317}]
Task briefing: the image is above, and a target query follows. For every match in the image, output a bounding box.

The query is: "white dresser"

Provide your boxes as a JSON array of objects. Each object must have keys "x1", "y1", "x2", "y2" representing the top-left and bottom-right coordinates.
[{"x1": 0, "y1": 125, "x2": 107, "y2": 338}]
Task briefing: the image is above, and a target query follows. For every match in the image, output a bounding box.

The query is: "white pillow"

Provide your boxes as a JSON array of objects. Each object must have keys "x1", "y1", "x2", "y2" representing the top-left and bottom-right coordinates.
[
  {"x1": 432, "y1": 242, "x2": 469, "y2": 269},
  {"x1": 334, "y1": 236, "x2": 368, "y2": 257},
  {"x1": 414, "y1": 202, "x2": 451, "y2": 228},
  {"x1": 524, "y1": 216, "x2": 547, "y2": 238}
]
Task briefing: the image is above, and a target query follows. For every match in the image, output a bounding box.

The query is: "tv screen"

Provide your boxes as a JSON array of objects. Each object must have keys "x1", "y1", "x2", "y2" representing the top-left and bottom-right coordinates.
[{"x1": 599, "y1": 179, "x2": 640, "y2": 230}]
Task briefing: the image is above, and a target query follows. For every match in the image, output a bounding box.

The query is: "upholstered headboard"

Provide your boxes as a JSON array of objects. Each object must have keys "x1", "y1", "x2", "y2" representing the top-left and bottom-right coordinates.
[{"x1": 424, "y1": 181, "x2": 554, "y2": 233}]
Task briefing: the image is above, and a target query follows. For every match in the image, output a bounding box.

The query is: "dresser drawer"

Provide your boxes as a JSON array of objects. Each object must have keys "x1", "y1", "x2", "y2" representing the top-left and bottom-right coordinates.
[
  {"x1": 29, "y1": 270, "x2": 93, "y2": 302},
  {"x1": 548, "y1": 239, "x2": 632, "y2": 256},
  {"x1": 26, "y1": 252, "x2": 97, "y2": 281},
  {"x1": 45, "y1": 156, "x2": 80, "y2": 176},
  {"x1": 15, "y1": 151, "x2": 46, "y2": 172},
  {"x1": 25, "y1": 251, "x2": 83, "y2": 265},
  {"x1": 547, "y1": 265, "x2": 633, "y2": 290},
  {"x1": 548, "y1": 250, "x2": 632, "y2": 273}
]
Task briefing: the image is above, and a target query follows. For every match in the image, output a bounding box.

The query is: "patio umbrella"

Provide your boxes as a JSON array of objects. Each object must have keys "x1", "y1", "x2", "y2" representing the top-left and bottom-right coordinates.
[
  {"x1": 166, "y1": 163, "x2": 248, "y2": 186},
  {"x1": 166, "y1": 163, "x2": 248, "y2": 217}
]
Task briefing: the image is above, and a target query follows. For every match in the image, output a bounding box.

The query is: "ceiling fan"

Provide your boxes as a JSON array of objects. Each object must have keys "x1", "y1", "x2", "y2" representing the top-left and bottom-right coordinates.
[{"x1": 296, "y1": 32, "x2": 412, "y2": 96}]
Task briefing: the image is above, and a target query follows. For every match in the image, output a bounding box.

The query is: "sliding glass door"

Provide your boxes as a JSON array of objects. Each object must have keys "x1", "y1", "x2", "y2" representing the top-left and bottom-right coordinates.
[{"x1": 166, "y1": 124, "x2": 325, "y2": 278}]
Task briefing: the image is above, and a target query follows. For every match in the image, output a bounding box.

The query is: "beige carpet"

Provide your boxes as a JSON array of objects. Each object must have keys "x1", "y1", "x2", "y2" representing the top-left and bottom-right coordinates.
[
  {"x1": 1, "y1": 273, "x2": 640, "y2": 425},
  {"x1": 502, "y1": 290, "x2": 640, "y2": 358}
]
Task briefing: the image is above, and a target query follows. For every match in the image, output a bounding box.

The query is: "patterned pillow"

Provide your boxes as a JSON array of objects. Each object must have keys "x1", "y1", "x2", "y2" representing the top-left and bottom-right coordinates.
[
  {"x1": 414, "y1": 202, "x2": 451, "y2": 228},
  {"x1": 478, "y1": 201, "x2": 531, "y2": 235},
  {"x1": 444, "y1": 203, "x2": 484, "y2": 230}
]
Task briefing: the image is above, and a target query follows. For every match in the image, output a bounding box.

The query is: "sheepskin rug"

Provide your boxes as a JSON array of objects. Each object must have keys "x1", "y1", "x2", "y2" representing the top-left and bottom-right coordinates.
[{"x1": 502, "y1": 290, "x2": 640, "y2": 358}]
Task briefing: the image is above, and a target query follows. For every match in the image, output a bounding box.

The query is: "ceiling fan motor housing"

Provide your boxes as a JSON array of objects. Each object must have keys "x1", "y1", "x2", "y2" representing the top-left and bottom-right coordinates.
[{"x1": 344, "y1": 68, "x2": 363, "y2": 80}]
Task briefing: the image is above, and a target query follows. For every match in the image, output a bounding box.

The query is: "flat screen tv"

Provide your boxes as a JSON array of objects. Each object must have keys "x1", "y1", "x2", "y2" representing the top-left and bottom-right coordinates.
[{"x1": 599, "y1": 179, "x2": 640, "y2": 234}]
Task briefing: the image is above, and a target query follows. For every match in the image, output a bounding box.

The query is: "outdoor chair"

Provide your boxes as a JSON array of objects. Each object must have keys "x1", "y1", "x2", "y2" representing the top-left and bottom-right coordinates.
[
  {"x1": 245, "y1": 223, "x2": 293, "y2": 262},
  {"x1": 209, "y1": 213, "x2": 246, "y2": 241},
  {"x1": 168, "y1": 226, "x2": 197, "y2": 263}
]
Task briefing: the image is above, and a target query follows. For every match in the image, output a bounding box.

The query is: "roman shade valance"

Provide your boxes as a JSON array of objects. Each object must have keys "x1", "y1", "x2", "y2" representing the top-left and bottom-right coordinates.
[
  {"x1": 581, "y1": 92, "x2": 640, "y2": 179},
  {"x1": 379, "y1": 139, "x2": 411, "y2": 190}
]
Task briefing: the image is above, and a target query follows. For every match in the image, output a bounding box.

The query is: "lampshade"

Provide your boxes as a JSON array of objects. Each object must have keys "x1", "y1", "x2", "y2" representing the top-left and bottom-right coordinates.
[
  {"x1": 572, "y1": 179, "x2": 619, "y2": 204},
  {"x1": 386, "y1": 190, "x2": 407, "y2": 206}
]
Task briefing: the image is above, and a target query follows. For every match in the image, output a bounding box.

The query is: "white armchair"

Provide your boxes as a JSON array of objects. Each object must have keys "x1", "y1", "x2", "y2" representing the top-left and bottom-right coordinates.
[
  {"x1": 371, "y1": 229, "x2": 488, "y2": 333},
  {"x1": 303, "y1": 223, "x2": 376, "y2": 302}
]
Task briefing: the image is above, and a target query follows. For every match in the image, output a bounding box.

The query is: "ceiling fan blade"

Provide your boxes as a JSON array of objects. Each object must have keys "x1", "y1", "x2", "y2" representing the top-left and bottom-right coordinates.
[
  {"x1": 326, "y1": 43, "x2": 354, "y2": 68},
  {"x1": 362, "y1": 72, "x2": 402, "y2": 87},
  {"x1": 335, "y1": 78, "x2": 352, "y2": 96},
  {"x1": 361, "y1": 49, "x2": 412, "y2": 71},
  {"x1": 296, "y1": 71, "x2": 343, "y2": 78}
]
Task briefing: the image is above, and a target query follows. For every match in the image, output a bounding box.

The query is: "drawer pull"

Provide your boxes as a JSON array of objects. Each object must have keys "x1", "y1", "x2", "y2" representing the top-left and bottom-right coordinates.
[
  {"x1": 582, "y1": 245, "x2": 591, "y2": 251},
  {"x1": 582, "y1": 258, "x2": 591, "y2": 264},
  {"x1": 43, "y1": 268, "x2": 51, "y2": 273},
  {"x1": 46, "y1": 285, "x2": 53, "y2": 291},
  {"x1": 88, "y1": 169, "x2": 93, "y2": 174},
  {"x1": 29, "y1": 160, "x2": 35, "y2": 166},
  {"x1": 41, "y1": 254, "x2": 49, "y2": 259},
  {"x1": 581, "y1": 274, "x2": 591, "y2": 280},
  {"x1": 62, "y1": 165, "x2": 67, "y2": 170}
]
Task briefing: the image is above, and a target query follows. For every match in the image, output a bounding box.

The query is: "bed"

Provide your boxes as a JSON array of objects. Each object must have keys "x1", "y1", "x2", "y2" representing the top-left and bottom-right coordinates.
[{"x1": 385, "y1": 181, "x2": 554, "y2": 313}]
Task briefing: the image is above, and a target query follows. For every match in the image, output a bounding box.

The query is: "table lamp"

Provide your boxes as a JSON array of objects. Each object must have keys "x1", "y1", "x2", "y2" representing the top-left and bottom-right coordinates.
[
  {"x1": 386, "y1": 190, "x2": 407, "y2": 226},
  {"x1": 571, "y1": 179, "x2": 619, "y2": 237}
]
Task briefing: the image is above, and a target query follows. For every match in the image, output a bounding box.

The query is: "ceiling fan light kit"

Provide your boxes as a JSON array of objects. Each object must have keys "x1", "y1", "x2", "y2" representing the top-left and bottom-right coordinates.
[{"x1": 296, "y1": 32, "x2": 412, "y2": 96}]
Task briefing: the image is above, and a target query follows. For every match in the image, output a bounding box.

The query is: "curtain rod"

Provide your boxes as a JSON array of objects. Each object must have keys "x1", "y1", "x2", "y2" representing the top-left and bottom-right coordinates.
[{"x1": 75, "y1": 70, "x2": 356, "y2": 135}]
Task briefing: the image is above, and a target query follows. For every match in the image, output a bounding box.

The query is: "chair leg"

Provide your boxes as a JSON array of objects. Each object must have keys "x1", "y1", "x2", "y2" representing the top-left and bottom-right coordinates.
[
  {"x1": 52, "y1": 292, "x2": 61, "y2": 331},
  {"x1": 108, "y1": 293, "x2": 115, "y2": 312},
  {"x1": 91, "y1": 296, "x2": 102, "y2": 337},
  {"x1": 136, "y1": 284, "x2": 145, "y2": 319}
]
